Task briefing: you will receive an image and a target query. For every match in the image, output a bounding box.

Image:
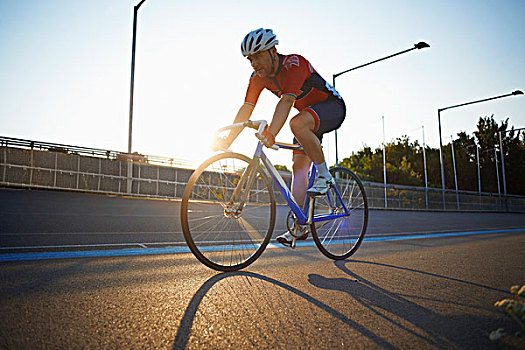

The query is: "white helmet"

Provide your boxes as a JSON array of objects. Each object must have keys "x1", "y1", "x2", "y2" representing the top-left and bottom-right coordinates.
[{"x1": 241, "y1": 28, "x2": 279, "y2": 56}]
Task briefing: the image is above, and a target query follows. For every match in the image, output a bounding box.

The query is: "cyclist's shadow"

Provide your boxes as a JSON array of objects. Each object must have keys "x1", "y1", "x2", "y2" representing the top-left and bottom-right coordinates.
[
  {"x1": 308, "y1": 260, "x2": 507, "y2": 349},
  {"x1": 173, "y1": 271, "x2": 396, "y2": 349}
]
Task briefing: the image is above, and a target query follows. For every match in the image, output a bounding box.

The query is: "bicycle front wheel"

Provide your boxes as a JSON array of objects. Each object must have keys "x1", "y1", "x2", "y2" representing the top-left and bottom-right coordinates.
[
  {"x1": 311, "y1": 167, "x2": 368, "y2": 260},
  {"x1": 181, "y1": 152, "x2": 276, "y2": 271}
]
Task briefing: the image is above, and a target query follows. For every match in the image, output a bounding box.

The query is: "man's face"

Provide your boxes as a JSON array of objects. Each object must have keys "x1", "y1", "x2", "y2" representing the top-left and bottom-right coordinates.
[{"x1": 247, "y1": 48, "x2": 275, "y2": 78}]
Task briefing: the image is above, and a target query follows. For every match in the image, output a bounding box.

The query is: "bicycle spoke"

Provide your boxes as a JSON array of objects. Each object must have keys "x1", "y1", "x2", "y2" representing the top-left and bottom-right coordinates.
[
  {"x1": 181, "y1": 152, "x2": 276, "y2": 271},
  {"x1": 312, "y1": 167, "x2": 368, "y2": 260}
]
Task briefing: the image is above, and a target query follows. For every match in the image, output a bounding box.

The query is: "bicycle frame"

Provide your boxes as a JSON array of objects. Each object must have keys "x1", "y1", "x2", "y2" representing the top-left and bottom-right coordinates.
[{"x1": 224, "y1": 121, "x2": 351, "y2": 226}]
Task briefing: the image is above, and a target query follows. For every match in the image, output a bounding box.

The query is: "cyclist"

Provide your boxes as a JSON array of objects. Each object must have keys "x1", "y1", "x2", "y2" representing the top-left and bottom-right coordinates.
[{"x1": 215, "y1": 28, "x2": 346, "y2": 247}]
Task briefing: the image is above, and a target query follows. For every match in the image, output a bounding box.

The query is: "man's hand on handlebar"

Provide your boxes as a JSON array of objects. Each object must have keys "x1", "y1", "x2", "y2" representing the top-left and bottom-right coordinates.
[
  {"x1": 256, "y1": 128, "x2": 275, "y2": 148},
  {"x1": 211, "y1": 120, "x2": 278, "y2": 152}
]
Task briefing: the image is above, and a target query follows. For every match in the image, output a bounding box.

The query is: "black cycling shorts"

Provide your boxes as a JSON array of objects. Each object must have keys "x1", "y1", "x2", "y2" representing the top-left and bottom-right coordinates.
[{"x1": 293, "y1": 96, "x2": 346, "y2": 152}]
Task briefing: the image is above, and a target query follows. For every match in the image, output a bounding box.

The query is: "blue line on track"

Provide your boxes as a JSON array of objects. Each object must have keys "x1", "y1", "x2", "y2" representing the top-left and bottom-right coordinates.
[{"x1": 0, "y1": 228, "x2": 523, "y2": 262}]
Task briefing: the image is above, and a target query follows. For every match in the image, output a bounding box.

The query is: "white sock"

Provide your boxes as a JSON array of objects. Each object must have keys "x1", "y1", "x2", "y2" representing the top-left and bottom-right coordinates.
[{"x1": 316, "y1": 162, "x2": 331, "y2": 178}]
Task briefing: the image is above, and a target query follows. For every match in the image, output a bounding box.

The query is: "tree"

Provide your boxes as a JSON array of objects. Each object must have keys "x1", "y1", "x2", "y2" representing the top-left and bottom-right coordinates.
[
  {"x1": 337, "y1": 115, "x2": 524, "y2": 195},
  {"x1": 274, "y1": 164, "x2": 290, "y2": 172},
  {"x1": 452, "y1": 131, "x2": 477, "y2": 191},
  {"x1": 473, "y1": 115, "x2": 525, "y2": 195}
]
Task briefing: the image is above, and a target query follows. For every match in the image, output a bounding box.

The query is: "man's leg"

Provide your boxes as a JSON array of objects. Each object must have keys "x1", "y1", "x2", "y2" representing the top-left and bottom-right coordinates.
[
  {"x1": 289, "y1": 111, "x2": 325, "y2": 165},
  {"x1": 275, "y1": 137, "x2": 312, "y2": 247},
  {"x1": 290, "y1": 110, "x2": 333, "y2": 195},
  {"x1": 291, "y1": 152, "x2": 311, "y2": 208}
]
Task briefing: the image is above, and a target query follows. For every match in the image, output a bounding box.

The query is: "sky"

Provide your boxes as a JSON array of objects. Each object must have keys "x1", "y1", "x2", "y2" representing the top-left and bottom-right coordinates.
[{"x1": 1, "y1": 0, "x2": 524, "y2": 168}]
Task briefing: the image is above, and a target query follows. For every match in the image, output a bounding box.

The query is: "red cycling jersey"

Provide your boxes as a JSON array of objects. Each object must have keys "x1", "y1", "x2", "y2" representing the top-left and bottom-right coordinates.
[{"x1": 244, "y1": 54, "x2": 341, "y2": 111}]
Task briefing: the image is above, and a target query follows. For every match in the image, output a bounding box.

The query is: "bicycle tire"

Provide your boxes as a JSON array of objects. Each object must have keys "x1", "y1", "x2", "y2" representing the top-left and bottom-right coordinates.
[
  {"x1": 311, "y1": 167, "x2": 368, "y2": 260},
  {"x1": 181, "y1": 152, "x2": 276, "y2": 271}
]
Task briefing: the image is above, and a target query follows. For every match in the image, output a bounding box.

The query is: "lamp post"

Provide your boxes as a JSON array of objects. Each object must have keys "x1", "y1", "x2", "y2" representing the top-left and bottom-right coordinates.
[
  {"x1": 128, "y1": 0, "x2": 148, "y2": 154},
  {"x1": 464, "y1": 143, "x2": 482, "y2": 208},
  {"x1": 480, "y1": 147, "x2": 502, "y2": 196},
  {"x1": 437, "y1": 90, "x2": 523, "y2": 209},
  {"x1": 476, "y1": 145, "x2": 481, "y2": 209},
  {"x1": 476, "y1": 145, "x2": 481, "y2": 194},
  {"x1": 498, "y1": 125, "x2": 525, "y2": 208},
  {"x1": 382, "y1": 116, "x2": 387, "y2": 208},
  {"x1": 332, "y1": 41, "x2": 430, "y2": 165},
  {"x1": 494, "y1": 148, "x2": 501, "y2": 196},
  {"x1": 450, "y1": 136, "x2": 459, "y2": 210},
  {"x1": 422, "y1": 126, "x2": 428, "y2": 209}
]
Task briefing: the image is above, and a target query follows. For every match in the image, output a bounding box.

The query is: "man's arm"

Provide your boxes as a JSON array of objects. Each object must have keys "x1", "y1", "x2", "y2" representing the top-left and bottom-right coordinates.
[
  {"x1": 212, "y1": 103, "x2": 255, "y2": 151},
  {"x1": 233, "y1": 102, "x2": 255, "y2": 124},
  {"x1": 268, "y1": 94, "x2": 295, "y2": 137},
  {"x1": 228, "y1": 103, "x2": 254, "y2": 141}
]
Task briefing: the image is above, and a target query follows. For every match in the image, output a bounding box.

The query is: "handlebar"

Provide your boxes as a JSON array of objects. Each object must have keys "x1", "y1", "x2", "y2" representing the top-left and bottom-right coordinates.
[
  {"x1": 214, "y1": 120, "x2": 279, "y2": 151},
  {"x1": 215, "y1": 119, "x2": 265, "y2": 135}
]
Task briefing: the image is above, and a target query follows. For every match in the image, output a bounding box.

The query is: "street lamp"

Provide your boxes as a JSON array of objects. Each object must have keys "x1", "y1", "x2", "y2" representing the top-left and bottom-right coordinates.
[
  {"x1": 437, "y1": 90, "x2": 523, "y2": 209},
  {"x1": 479, "y1": 147, "x2": 502, "y2": 196},
  {"x1": 450, "y1": 136, "x2": 459, "y2": 210},
  {"x1": 382, "y1": 116, "x2": 387, "y2": 208},
  {"x1": 421, "y1": 126, "x2": 429, "y2": 209},
  {"x1": 332, "y1": 41, "x2": 430, "y2": 165},
  {"x1": 476, "y1": 145, "x2": 481, "y2": 194},
  {"x1": 464, "y1": 143, "x2": 482, "y2": 206},
  {"x1": 128, "y1": 0, "x2": 148, "y2": 154},
  {"x1": 499, "y1": 125, "x2": 525, "y2": 197}
]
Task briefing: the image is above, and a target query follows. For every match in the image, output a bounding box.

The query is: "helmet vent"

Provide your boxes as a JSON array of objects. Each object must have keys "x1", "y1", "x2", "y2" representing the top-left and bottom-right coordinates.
[{"x1": 264, "y1": 37, "x2": 275, "y2": 46}]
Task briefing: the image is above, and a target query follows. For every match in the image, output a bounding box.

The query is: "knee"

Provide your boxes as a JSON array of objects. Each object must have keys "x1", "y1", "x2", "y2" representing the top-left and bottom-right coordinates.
[
  {"x1": 290, "y1": 112, "x2": 316, "y2": 136},
  {"x1": 289, "y1": 115, "x2": 307, "y2": 135}
]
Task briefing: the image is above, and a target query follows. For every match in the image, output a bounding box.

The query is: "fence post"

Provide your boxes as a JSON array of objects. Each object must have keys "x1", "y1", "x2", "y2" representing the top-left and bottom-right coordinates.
[
  {"x1": 118, "y1": 161, "x2": 121, "y2": 193},
  {"x1": 174, "y1": 168, "x2": 178, "y2": 198},
  {"x1": 3, "y1": 144, "x2": 7, "y2": 183},
  {"x1": 98, "y1": 158, "x2": 101, "y2": 191},
  {"x1": 53, "y1": 152, "x2": 57, "y2": 187},
  {"x1": 29, "y1": 148, "x2": 34, "y2": 186},
  {"x1": 76, "y1": 155, "x2": 80, "y2": 189},
  {"x1": 156, "y1": 166, "x2": 159, "y2": 196},
  {"x1": 137, "y1": 164, "x2": 141, "y2": 195},
  {"x1": 127, "y1": 162, "x2": 132, "y2": 194}
]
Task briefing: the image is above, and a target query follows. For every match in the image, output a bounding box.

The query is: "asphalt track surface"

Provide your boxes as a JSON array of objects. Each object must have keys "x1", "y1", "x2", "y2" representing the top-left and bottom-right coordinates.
[
  {"x1": 1, "y1": 188, "x2": 525, "y2": 252},
  {"x1": 1, "y1": 188, "x2": 525, "y2": 349}
]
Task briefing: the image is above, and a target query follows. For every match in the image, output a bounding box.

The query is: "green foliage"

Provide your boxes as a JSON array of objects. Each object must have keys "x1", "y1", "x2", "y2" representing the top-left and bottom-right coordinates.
[
  {"x1": 274, "y1": 164, "x2": 290, "y2": 172},
  {"x1": 337, "y1": 115, "x2": 525, "y2": 195},
  {"x1": 490, "y1": 284, "x2": 525, "y2": 344}
]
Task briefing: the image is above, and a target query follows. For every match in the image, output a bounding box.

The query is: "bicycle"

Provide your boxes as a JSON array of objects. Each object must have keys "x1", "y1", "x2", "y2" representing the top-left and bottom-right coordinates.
[{"x1": 181, "y1": 120, "x2": 368, "y2": 271}]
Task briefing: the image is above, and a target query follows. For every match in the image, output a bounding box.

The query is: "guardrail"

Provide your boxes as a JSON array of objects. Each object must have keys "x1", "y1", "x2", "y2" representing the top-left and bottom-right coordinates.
[
  {"x1": 1, "y1": 136, "x2": 524, "y2": 212},
  {"x1": 0, "y1": 136, "x2": 192, "y2": 168},
  {"x1": 361, "y1": 181, "x2": 525, "y2": 212},
  {"x1": 0, "y1": 136, "x2": 194, "y2": 198}
]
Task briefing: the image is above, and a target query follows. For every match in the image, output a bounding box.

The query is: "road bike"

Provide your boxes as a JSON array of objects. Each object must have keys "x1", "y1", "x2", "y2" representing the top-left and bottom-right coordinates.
[{"x1": 181, "y1": 120, "x2": 368, "y2": 271}]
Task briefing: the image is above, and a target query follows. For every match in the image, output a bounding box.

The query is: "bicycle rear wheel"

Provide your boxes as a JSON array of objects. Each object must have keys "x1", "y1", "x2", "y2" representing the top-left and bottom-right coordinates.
[
  {"x1": 181, "y1": 152, "x2": 276, "y2": 271},
  {"x1": 311, "y1": 167, "x2": 368, "y2": 260}
]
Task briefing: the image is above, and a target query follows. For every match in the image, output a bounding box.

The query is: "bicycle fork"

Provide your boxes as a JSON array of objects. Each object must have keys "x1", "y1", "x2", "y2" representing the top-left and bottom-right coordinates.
[{"x1": 226, "y1": 158, "x2": 260, "y2": 215}]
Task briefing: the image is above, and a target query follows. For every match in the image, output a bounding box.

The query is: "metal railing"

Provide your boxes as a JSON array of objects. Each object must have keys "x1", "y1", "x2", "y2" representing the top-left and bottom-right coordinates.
[
  {"x1": 361, "y1": 181, "x2": 525, "y2": 212},
  {"x1": 0, "y1": 136, "x2": 193, "y2": 199},
  {"x1": 1, "y1": 136, "x2": 524, "y2": 212},
  {"x1": 0, "y1": 136, "x2": 192, "y2": 168}
]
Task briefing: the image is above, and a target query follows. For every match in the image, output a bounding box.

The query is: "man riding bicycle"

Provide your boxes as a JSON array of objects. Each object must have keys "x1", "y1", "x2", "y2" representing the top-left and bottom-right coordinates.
[{"x1": 215, "y1": 28, "x2": 346, "y2": 247}]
